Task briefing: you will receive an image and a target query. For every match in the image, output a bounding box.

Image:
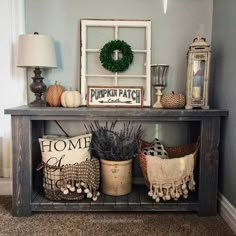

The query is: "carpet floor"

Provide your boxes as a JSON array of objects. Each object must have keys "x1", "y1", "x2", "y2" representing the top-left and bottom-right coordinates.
[{"x1": 0, "y1": 196, "x2": 235, "y2": 236}]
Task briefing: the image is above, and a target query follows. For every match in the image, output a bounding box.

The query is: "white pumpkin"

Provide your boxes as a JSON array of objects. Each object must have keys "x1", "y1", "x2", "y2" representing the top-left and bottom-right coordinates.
[{"x1": 61, "y1": 90, "x2": 81, "y2": 107}]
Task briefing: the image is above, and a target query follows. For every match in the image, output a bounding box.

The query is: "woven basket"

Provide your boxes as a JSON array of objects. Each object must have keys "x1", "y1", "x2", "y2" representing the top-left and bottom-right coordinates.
[
  {"x1": 38, "y1": 160, "x2": 100, "y2": 201},
  {"x1": 138, "y1": 139, "x2": 200, "y2": 188}
]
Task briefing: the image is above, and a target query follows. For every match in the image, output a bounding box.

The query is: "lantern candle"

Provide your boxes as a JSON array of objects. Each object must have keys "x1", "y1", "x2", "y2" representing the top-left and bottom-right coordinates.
[{"x1": 192, "y1": 86, "x2": 201, "y2": 99}]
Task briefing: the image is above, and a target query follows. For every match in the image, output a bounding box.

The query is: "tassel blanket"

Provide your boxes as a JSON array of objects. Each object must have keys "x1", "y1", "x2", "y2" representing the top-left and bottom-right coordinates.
[{"x1": 146, "y1": 154, "x2": 196, "y2": 202}]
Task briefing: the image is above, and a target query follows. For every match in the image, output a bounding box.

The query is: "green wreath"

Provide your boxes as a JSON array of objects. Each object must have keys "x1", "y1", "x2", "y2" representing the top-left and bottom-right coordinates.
[{"x1": 99, "y1": 40, "x2": 134, "y2": 73}]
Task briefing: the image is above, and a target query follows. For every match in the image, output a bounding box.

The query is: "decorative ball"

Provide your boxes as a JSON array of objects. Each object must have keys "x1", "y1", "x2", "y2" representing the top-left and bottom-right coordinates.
[
  {"x1": 92, "y1": 196, "x2": 98, "y2": 201},
  {"x1": 70, "y1": 186, "x2": 75, "y2": 192},
  {"x1": 77, "y1": 188, "x2": 82, "y2": 193},
  {"x1": 96, "y1": 191, "x2": 100, "y2": 196},
  {"x1": 183, "y1": 189, "x2": 188, "y2": 195},
  {"x1": 166, "y1": 194, "x2": 171, "y2": 200},
  {"x1": 175, "y1": 192, "x2": 180, "y2": 198},
  {"x1": 46, "y1": 81, "x2": 64, "y2": 107},
  {"x1": 182, "y1": 184, "x2": 187, "y2": 190},
  {"x1": 63, "y1": 189, "x2": 69, "y2": 195},
  {"x1": 155, "y1": 197, "x2": 160, "y2": 202},
  {"x1": 87, "y1": 192, "x2": 92, "y2": 198},
  {"x1": 161, "y1": 91, "x2": 186, "y2": 109},
  {"x1": 84, "y1": 188, "x2": 89, "y2": 193},
  {"x1": 61, "y1": 90, "x2": 81, "y2": 108},
  {"x1": 148, "y1": 191, "x2": 153, "y2": 197}
]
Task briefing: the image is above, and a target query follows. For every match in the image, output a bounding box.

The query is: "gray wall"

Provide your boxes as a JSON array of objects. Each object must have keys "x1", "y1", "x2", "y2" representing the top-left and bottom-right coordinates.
[
  {"x1": 212, "y1": 0, "x2": 236, "y2": 207},
  {"x1": 25, "y1": 0, "x2": 213, "y2": 175},
  {"x1": 25, "y1": 0, "x2": 213, "y2": 98}
]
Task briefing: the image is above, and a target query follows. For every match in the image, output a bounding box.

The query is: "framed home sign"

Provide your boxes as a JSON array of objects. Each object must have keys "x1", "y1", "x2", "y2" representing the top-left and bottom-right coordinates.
[
  {"x1": 80, "y1": 19, "x2": 151, "y2": 106},
  {"x1": 87, "y1": 86, "x2": 144, "y2": 107}
]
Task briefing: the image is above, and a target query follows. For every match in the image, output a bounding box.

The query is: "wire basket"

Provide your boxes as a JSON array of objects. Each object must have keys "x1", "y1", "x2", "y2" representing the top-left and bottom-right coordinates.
[{"x1": 138, "y1": 139, "x2": 200, "y2": 188}]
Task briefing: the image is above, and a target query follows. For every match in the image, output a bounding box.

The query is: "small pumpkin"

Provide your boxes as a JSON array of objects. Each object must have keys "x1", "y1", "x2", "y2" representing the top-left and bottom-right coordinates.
[
  {"x1": 61, "y1": 90, "x2": 81, "y2": 108},
  {"x1": 161, "y1": 91, "x2": 185, "y2": 109},
  {"x1": 46, "y1": 81, "x2": 64, "y2": 107}
]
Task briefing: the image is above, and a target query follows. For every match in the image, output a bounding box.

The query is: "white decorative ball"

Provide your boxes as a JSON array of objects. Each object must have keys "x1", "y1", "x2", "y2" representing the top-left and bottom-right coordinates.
[
  {"x1": 63, "y1": 189, "x2": 69, "y2": 195},
  {"x1": 87, "y1": 192, "x2": 92, "y2": 198},
  {"x1": 155, "y1": 197, "x2": 160, "y2": 202},
  {"x1": 166, "y1": 195, "x2": 171, "y2": 200},
  {"x1": 84, "y1": 188, "x2": 89, "y2": 193},
  {"x1": 70, "y1": 187, "x2": 75, "y2": 192},
  {"x1": 182, "y1": 184, "x2": 187, "y2": 190},
  {"x1": 77, "y1": 188, "x2": 82, "y2": 193},
  {"x1": 183, "y1": 189, "x2": 188, "y2": 195},
  {"x1": 92, "y1": 196, "x2": 98, "y2": 201}
]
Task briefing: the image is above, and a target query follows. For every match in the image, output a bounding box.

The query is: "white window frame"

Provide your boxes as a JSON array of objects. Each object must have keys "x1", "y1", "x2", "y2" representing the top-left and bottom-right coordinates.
[{"x1": 80, "y1": 19, "x2": 151, "y2": 106}]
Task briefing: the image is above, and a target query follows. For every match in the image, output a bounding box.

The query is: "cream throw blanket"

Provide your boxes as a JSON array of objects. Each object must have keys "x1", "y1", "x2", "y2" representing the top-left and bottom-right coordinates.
[{"x1": 146, "y1": 154, "x2": 196, "y2": 202}]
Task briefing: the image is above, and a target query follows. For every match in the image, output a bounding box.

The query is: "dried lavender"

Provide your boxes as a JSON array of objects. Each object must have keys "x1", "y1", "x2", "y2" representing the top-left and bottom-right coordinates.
[{"x1": 85, "y1": 121, "x2": 142, "y2": 161}]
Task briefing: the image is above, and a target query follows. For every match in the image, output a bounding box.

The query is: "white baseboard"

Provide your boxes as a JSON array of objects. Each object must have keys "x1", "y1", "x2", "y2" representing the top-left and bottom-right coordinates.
[
  {"x1": 218, "y1": 192, "x2": 236, "y2": 234},
  {"x1": 0, "y1": 178, "x2": 12, "y2": 195}
]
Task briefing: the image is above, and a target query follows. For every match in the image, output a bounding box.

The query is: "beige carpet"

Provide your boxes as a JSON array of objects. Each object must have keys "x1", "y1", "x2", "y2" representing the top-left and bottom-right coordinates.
[{"x1": 0, "y1": 196, "x2": 235, "y2": 236}]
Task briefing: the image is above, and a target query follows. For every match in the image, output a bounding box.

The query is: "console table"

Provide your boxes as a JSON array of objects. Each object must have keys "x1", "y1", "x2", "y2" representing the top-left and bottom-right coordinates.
[{"x1": 5, "y1": 106, "x2": 228, "y2": 217}]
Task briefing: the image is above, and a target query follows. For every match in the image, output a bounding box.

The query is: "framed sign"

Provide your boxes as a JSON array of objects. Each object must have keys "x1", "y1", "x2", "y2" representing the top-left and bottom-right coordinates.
[{"x1": 87, "y1": 86, "x2": 144, "y2": 107}]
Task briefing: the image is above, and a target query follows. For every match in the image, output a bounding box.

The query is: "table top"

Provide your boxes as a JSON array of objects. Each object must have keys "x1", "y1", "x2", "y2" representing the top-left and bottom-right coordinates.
[{"x1": 4, "y1": 105, "x2": 228, "y2": 118}]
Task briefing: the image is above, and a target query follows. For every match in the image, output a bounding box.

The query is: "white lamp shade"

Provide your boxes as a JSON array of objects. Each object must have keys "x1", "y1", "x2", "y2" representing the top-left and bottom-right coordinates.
[{"x1": 17, "y1": 34, "x2": 57, "y2": 68}]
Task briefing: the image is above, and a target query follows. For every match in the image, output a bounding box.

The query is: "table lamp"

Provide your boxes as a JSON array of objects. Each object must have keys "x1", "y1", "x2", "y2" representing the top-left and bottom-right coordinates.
[{"x1": 17, "y1": 32, "x2": 57, "y2": 107}]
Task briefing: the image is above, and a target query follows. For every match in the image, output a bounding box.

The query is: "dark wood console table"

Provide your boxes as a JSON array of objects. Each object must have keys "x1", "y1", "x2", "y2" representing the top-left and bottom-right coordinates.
[{"x1": 5, "y1": 106, "x2": 228, "y2": 217}]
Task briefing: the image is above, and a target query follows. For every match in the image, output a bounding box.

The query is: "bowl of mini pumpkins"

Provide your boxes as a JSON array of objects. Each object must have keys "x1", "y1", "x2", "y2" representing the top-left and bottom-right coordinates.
[{"x1": 161, "y1": 91, "x2": 185, "y2": 109}]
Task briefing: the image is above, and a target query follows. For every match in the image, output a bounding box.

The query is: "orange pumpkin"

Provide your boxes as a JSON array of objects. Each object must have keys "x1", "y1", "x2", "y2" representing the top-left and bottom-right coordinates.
[
  {"x1": 46, "y1": 81, "x2": 64, "y2": 107},
  {"x1": 161, "y1": 91, "x2": 185, "y2": 109}
]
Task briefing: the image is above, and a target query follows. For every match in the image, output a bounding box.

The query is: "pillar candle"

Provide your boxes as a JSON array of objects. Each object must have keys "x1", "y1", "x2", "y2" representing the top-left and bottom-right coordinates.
[{"x1": 192, "y1": 86, "x2": 201, "y2": 99}]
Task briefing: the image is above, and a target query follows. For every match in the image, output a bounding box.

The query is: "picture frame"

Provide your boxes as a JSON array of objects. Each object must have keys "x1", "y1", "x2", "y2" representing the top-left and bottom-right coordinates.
[{"x1": 87, "y1": 86, "x2": 144, "y2": 107}]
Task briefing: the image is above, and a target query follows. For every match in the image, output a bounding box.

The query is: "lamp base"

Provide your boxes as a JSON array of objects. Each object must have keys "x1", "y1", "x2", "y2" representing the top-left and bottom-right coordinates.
[
  {"x1": 30, "y1": 67, "x2": 47, "y2": 107},
  {"x1": 153, "y1": 86, "x2": 164, "y2": 108},
  {"x1": 29, "y1": 96, "x2": 47, "y2": 107}
]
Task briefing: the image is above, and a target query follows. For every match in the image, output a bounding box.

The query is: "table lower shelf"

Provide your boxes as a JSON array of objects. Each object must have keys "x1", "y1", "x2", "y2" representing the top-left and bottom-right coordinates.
[{"x1": 31, "y1": 185, "x2": 199, "y2": 212}]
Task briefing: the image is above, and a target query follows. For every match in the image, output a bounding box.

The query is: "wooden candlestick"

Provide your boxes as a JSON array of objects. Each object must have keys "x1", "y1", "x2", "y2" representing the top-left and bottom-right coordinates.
[{"x1": 153, "y1": 86, "x2": 164, "y2": 108}]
